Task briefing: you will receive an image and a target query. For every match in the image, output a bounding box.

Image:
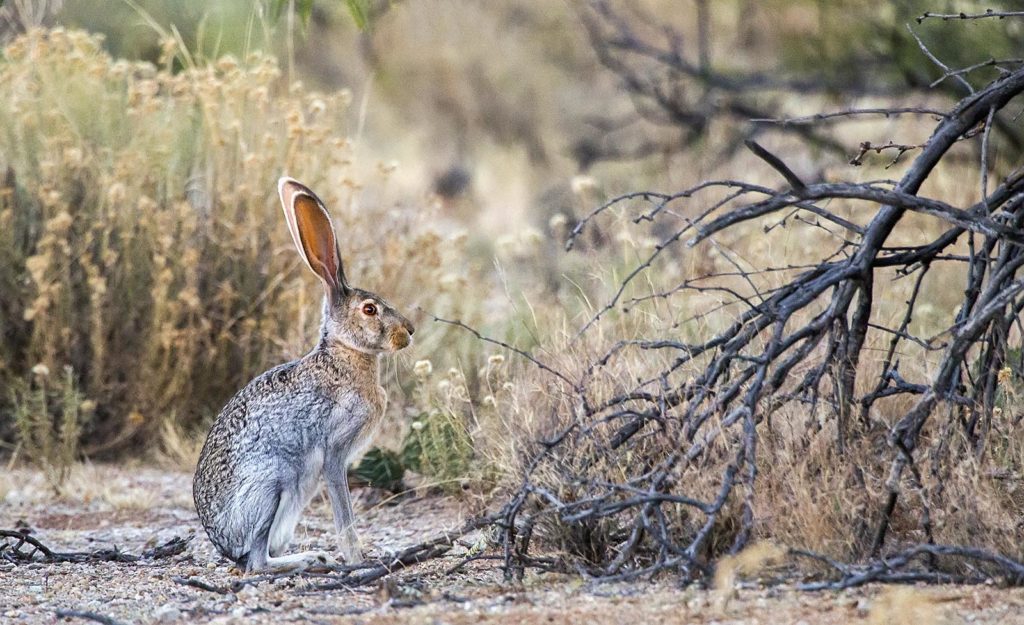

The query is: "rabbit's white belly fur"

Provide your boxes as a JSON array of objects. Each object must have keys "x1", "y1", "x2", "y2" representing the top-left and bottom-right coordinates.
[
  {"x1": 327, "y1": 387, "x2": 384, "y2": 462},
  {"x1": 347, "y1": 408, "x2": 383, "y2": 460},
  {"x1": 297, "y1": 446, "x2": 326, "y2": 506}
]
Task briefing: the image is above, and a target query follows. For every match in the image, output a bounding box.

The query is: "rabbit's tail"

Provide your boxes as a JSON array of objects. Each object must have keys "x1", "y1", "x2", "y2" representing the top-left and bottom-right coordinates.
[
  {"x1": 201, "y1": 488, "x2": 279, "y2": 569},
  {"x1": 208, "y1": 530, "x2": 258, "y2": 569}
]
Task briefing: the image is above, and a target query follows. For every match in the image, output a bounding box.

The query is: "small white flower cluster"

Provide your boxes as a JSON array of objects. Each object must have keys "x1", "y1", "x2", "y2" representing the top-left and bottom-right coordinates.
[{"x1": 413, "y1": 359, "x2": 433, "y2": 378}]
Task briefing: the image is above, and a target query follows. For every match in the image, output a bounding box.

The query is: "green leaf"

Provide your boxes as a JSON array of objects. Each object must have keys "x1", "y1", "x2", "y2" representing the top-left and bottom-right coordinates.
[
  {"x1": 400, "y1": 425, "x2": 423, "y2": 472},
  {"x1": 268, "y1": 0, "x2": 372, "y2": 30},
  {"x1": 296, "y1": 0, "x2": 314, "y2": 24},
  {"x1": 267, "y1": 0, "x2": 315, "y2": 26},
  {"x1": 343, "y1": 0, "x2": 370, "y2": 31},
  {"x1": 269, "y1": 0, "x2": 287, "y2": 21},
  {"x1": 400, "y1": 411, "x2": 473, "y2": 490}
]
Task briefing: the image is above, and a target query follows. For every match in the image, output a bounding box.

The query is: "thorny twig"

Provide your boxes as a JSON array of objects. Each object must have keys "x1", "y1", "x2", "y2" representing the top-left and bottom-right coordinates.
[
  {"x1": 907, "y1": 23, "x2": 974, "y2": 94},
  {"x1": 850, "y1": 140, "x2": 926, "y2": 167}
]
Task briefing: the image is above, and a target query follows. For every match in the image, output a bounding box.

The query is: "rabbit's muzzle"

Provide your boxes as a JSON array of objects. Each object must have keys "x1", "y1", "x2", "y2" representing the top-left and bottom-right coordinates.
[{"x1": 389, "y1": 321, "x2": 415, "y2": 351}]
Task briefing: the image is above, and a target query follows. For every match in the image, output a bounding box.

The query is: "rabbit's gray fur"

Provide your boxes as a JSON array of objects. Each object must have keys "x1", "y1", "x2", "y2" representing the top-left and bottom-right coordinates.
[{"x1": 193, "y1": 177, "x2": 414, "y2": 573}]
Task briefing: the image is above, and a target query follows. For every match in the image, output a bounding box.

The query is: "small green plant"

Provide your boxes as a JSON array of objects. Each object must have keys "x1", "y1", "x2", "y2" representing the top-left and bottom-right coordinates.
[
  {"x1": 11, "y1": 365, "x2": 95, "y2": 490},
  {"x1": 269, "y1": 0, "x2": 372, "y2": 29},
  {"x1": 402, "y1": 409, "x2": 473, "y2": 490},
  {"x1": 362, "y1": 359, "x2": 477, "y2": 492},
  {"x1": 349, "y1": 447, "x2": 405, "y2": 492}
]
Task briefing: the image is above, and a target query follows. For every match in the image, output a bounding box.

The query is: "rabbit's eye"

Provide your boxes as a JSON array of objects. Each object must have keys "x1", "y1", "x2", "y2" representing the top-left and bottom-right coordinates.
[{"x1": 362, "y1": 303, "x2": 378, "y2": 316}]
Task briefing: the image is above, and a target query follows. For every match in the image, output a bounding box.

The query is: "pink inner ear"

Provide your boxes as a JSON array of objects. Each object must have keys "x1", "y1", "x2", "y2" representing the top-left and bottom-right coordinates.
[
  {"x1": 279, "y1": 178, "x2": 341, "y2": 292},
  {"x1": 305, "y1": 229, "x2": 340, "y2": 289},
  {"x1": 294, "y1": 196, "x2": 340, "y2": 289}
]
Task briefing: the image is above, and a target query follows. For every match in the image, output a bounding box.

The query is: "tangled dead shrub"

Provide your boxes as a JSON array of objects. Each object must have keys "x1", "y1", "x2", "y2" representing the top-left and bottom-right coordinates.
[{"x1": 474, "y1": 10, "x2": 1024, "y2": 583}]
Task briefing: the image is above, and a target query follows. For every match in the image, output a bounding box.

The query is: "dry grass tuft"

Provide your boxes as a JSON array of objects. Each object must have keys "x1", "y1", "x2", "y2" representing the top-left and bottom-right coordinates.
[
  {"x1": 868, "y1": 587, "x2": 949, "y2": 625},
  {"x1": 155, "y1": 420, "x2": 203, "y2": 472},
  {"x1": 713, "y1": 542, "x2": 787, "y2": 610}
]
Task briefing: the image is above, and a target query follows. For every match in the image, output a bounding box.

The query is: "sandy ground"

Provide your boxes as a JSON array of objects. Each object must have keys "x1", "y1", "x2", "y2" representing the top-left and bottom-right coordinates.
[{"x1": 2, "y1": 465, "x2": 1024, "y2": 625}]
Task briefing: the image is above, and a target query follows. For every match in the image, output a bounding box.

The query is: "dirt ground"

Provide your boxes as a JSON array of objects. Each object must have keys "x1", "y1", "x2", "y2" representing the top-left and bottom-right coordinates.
[{"x1": 2, "y1": 466, "x2": 1024, "y2": 625}]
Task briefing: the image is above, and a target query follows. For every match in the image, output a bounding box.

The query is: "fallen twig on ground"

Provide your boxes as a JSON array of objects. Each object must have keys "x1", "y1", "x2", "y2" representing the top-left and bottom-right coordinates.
[
  {"x1": 170, "y1": 515, "x2": 497, "y2": 594},
  {"x1": 306, "y1": 515, "x2": 497, "y2": 591},
  {"x1": 0, "y1": 530, "x2": 189, "y2": 565},
  {"x1": 792, "y1": 544, "x2": 1024, "y2": 590},
  {"x1": 54, "y1": 609, "x2": 126, "y2": 625}
]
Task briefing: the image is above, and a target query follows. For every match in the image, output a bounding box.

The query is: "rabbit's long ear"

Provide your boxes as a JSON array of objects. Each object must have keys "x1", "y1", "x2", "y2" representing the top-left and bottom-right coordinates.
[{"x1": 278, "y1": 177, "x2": 348, "y2": 297}]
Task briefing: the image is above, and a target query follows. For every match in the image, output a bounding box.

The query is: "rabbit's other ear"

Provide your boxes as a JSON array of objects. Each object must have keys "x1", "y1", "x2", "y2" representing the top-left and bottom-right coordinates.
[{"x1": 278, "y1": 177, "x2": 348, "y2": 297}]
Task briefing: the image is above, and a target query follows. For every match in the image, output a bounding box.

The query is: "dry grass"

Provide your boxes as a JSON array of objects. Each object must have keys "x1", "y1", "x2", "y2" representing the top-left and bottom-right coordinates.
[
  {"x1": 713, "y1": 542, "x2": 787, "y2": 610},
  {"x1": 868, "y1": 587, "x2": 951, "y2": 625},
  {"x1": 154, "y1": 419, "x2": 203, "y2": 472},
  {"x1": 0, "y1": 28, "x2": 480, "y2": 461}
]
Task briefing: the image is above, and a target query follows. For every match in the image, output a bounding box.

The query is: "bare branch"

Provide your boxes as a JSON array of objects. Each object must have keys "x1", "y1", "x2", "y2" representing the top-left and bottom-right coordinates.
[
  {"x1": 426, "y1": 313, "x2": 578, "y2": 389},
  {"x1": 744, "y1": 140, "x2": 807, "y2": 192},
  {"x1": 918, "y1": 9, "x2": 1024, "y2": 23},
  {"x1": 906, "y1": 24, "x2": 974, "y2": 93},
  {"x1": 752, "y1": 106, "x2": 948, "y2": 125},
  {"x1": 0, "y1": 530, "x2": 188, "y2": 564}
]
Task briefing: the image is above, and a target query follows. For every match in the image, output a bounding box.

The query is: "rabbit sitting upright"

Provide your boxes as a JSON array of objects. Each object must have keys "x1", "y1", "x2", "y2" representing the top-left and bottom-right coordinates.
[{"x1": 193, "y1": 177, "x2": 415, "y2": 573}]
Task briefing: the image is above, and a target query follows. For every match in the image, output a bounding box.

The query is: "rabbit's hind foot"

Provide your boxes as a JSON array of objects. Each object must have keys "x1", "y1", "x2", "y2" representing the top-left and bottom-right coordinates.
[{"x1": 250, "y1": 550, "x2": 338, "y2": 574}]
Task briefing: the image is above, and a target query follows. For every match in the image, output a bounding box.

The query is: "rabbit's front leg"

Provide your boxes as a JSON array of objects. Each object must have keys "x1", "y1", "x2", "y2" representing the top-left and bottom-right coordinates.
[{"x1": 323, "y1": 450, "x2": 364, "y2": 563}]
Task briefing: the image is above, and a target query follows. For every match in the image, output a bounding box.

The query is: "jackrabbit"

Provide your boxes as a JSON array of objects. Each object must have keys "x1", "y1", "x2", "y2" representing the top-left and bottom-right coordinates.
[{"x1": 193, "y1": 177, "x2": 415, "y2": 573}]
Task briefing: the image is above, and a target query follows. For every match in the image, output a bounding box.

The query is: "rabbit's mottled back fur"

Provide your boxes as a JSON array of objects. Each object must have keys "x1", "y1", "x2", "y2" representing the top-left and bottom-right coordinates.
[{"x1": 193, "y1": 177, "x2": 414, "y2": 573}]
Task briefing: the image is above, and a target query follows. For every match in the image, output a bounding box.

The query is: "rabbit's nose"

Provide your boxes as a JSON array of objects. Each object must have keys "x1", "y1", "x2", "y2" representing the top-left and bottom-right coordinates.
[{"x1": 406, "y1": 321, "x2": 415, "y2": 336}]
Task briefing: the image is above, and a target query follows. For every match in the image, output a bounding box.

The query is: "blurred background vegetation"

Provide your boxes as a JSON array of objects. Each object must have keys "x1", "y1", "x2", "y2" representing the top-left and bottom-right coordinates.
[{"x1": 0, "y1": 0, "x2": 1021, "y2": 506}]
